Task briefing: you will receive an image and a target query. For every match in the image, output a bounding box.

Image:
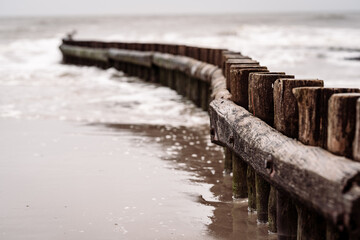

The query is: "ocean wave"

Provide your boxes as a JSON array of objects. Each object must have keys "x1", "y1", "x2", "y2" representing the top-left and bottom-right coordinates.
[{"x1": 1, "y1": 16, "x2": 360, "y2": 124}]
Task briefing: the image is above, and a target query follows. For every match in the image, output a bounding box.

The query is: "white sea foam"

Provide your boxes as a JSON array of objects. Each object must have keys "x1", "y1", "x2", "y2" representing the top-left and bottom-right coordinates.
[
  {"x1": 1, "y1": 14, "x2": 360, "y2": 123},
  {"x1": 0, "y1": 38, "x2": 208, "y2": 126}
]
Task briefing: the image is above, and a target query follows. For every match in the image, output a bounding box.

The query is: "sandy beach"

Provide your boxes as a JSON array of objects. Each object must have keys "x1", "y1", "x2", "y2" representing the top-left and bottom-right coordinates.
[{"x1": 0, "y1": 119, "x2": 276, "y2": 239}]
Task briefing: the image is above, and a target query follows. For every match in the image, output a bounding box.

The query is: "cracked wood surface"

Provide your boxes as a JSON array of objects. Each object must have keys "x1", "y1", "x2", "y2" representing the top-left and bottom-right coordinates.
[{"x1": 209, "y1": 99, "x2": 360, "y2": 234}]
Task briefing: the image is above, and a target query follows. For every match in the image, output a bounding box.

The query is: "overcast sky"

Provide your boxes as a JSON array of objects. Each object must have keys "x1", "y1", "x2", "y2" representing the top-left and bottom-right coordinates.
[{"x1": 1, "y1": 0, "x2": 360, "y2": 17}]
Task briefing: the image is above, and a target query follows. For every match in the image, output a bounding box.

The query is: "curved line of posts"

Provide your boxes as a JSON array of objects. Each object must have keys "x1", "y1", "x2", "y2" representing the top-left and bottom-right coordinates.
[{"x1": 60, "y1": 39, "x2": 360, "y2": 240}]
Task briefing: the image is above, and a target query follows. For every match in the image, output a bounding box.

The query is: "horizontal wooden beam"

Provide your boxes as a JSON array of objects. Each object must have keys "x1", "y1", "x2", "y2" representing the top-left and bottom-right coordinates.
[
  {"x1": 60, "y1": 44, "x2": 220, "y2": 83},
  {"x1": 59, "y1": 44, "x2": 108, "y2": 62},
  {"x1": 209, "y1": 98, "x2": 360, "y2": 235},
  {"x1": 108, "y1": 48, "x2": 153, "y2": 67}
]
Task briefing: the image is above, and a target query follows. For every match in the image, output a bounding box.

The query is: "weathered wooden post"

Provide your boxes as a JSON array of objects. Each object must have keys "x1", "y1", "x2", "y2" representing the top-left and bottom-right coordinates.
[
  {"x1": 230, "y1": 65, "x2": 267, "y2": 200},
  {"x1": 232, "y1": 152, "x2": 248, "y2": 198},
  {"x1": 326, "y1": 93, "x2": 360, "y2": 239},
  {"x1": 189, "y1": 77, "x2": 201, "y2": 107},
  {"x1": 200, "y1": 81, "x2": 210, "y2": 111},
  {"x1": 166, "y1": 69, "x2": 174, "y2": 88},
  {"x1": 216, "y1": 49, "x2": 229, "y2": 68},
  {"x1": 274, "y1": 79, "x2": 324, "y2": 137},
  {"x1": 273, "y1": 78, "x2": 324, "y2": 237},
  {"x1": 224, "y1": 147, "x2": 233, "y2": 174},
  {"x1": 247, "y1": 164, "x2": 256, "y2": 211},
  {"x1": 354, "y1": 99, "x2": 360, "y2": 162},
  {"x1": 230, "y1": 66, "x2": 268, "y2": 107},
  {"x1": 208, "y1": 48, "x2": 215, "y2": 64},
  {"x1": 248, "y1": 72, "x2": 294, "y2": 224},
  {"x1": 293, "y1": 87, "x2": 360, "y2": 148},
  {"x1": 223, "y1": 59, "x2": 255, "y2": 177},
  {"x1": 225, "y1": 59, "x2": 258, "y2": 92},
  {"x1": 327, "y1": 93, "x2": 360, "y2": 159},
  {"x1": 178, "y1": 45, "x2": 187, "y2": 57},
  {"x1": 224, "y1": 61, "x2": 261, "y2": 186},
  {"x1": 221, "y1": 52, "x2": 243, "y2": 72},
  {"x1": 293, "y1": 87, "x2": 360, "y2": 239},
  {"x1": 296, "y1": 207, "x2": 326, "y2": 240},
  {"x1": 200, "y1": 48, "x2": 208, "y2": 63},
  {"x1": 327, "y1": 98, "x2": 360, "y2": 239}
]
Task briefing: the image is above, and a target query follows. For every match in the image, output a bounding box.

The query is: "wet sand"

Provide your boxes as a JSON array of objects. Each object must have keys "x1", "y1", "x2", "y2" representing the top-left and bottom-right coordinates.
[{"x1": 0, "y1": 119, "x2": 276, "y2": 239}]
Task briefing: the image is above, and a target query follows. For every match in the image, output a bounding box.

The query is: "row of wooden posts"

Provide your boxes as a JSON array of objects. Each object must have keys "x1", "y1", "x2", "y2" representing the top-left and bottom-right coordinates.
[
  {"x1": 220, "y1": 56, "x2": 360, "y2": 240},
  {"x1": 60, "y1": 39, "x2": 360, "y2": 240}
]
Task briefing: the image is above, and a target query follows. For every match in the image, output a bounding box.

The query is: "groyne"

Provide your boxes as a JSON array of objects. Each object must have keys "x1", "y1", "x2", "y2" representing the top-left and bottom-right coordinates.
[{"x1": 60, "y1": 39, "x2": 360, "y2": 240}]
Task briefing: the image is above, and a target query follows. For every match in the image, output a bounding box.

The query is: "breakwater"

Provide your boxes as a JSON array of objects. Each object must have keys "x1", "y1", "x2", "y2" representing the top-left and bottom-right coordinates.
[{"x1": 60, "y1": 39, "x2": 360, "y2": 240}]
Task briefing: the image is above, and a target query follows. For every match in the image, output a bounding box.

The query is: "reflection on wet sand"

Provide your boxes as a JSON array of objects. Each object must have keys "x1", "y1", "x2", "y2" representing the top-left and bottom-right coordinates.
[
  {"x1": 99, "y1": 123, "x2": 277, "y2": 240},
  {"x1": 0, "y1": 119, "x2": 275, "y2": 239}
]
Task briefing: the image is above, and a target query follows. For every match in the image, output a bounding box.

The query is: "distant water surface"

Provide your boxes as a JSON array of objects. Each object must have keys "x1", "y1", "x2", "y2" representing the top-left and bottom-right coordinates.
[{"x1": 0, "y1": 12, "x2": 359, "y2": 239}]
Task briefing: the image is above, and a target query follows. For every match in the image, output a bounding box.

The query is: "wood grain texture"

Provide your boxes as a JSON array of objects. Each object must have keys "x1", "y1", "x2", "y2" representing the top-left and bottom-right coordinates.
[
  {"x1": 221, "y1": 53, "x2": 243, "y2": 73},
  {"x1": 328, "y1": 93, "x2": 360, "y2": 159},
  {"x1": 247, "y1": 166, "x2": 257, "y2": 211},
  {"x1": 293, "y1": 87, "x2": 360, "y2": 149},
  {"x1": 268, "y1": 186, "x2": 277, "y2": 233},
  {"x1": 354, "y1": 100, "x2": 360, "y2": 162},
  {"x1": 248, "y1": 73, "x2": 294, "y2": 126},
  {"x1": 232, "y1": 153, "x2": 248, "y2": 198},
  {"x1": 230, "y1": 67, "x2": 268, "y2": 108},
  {"x1": 225, "y1": 59, "x2": 258, "y2": 90},
  {"x1": 273, "y1": 79, "x2": 323, "y2": 238},
  {"x1": 274, "y1": 79, "x2": 324, "y2": 138},
  {"x1": 297, "y1": 206, "x2": 326, "y2": 240},
  {"x1": 256, "y1": 173, "x2": 270, "y2": 222},
  {"x1": 224, "y1": 147, "x2": 233, "y2": 174},
  {"x1": 209, "y1": 99, "x2": 360, "y2": 236},
  {"x1": 60, "y1": 44, "x2": 108, "y2": 62},
  {"x1": 277, "y1": 190, "x2": 297, "y2": 240}
]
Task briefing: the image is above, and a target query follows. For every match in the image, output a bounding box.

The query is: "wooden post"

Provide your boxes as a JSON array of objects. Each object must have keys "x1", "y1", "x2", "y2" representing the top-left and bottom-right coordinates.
[
  {"x1": 224, "y1": 147, "x2": 232, "y2": 174},
  {"x1": 292, "y1": 87, "x2": 360, "y2": 148},
  {"x1": 230, "y1": 66, "x2": 267, "y2": 203},
  {"x1": 232, "y1": 153, "x2": 248, "y2": 198},
  {"x1": 354, "y1": 99, "x2": 360, "y2": 161},
  {"x1": 175, "y1": 71, "x2": 186, "y2": 93},
  {"x1": 326, "y1": 93, "x2": 360, "y2": 239},
  {"x1": 277, "y1": 191, "x2": 297, "y2": 239},
  {"x1": 292, "y1": 87, "x2": 360, "y2": 240},
  {"x1": 248, "y1": 72, "x2": 294, "y2": 125},
  {"x1": 165, "y1": 69, "x2": 176, "y2": 90},
  {"x1": 221, "y1": 53, "x2": 243, "y2": 73},
  {"x1": 297, "y1": 206, "x2": 326, "y2": 240},
  {"x1": 230, "y1": 66, "x2": 268, "y2": 107},
  {"x1": 225, "y1": 59, "x2": 258, "y2": 91},
  {"x1": 199, "y1": 81, "x2": 210, "y2": 111},
  {"x1": 159, "y1": 67, "x2": 166, "y2": 86},
  {"x1": 327, "y1": 93, "x2": 360, "y2": 158},
  {"x1": 274, "y1": 79, "x2": 324, "y2": 138},
  {"x1": 273, "y1": 78, "x2": 324, "y2": 237},
  {"x1": 268, "y1": 186, "x2": 277, "y2": 232},
  {"x1": 248, "y1": 72, "x2": 294, "y2": 225},
  {"x1": 216, "y1": 49, "x2": 229, "y2": 68},
  {"x1": 189, "y1": 78, "x2": 200, "y2": 107},
  {"x1": 247, "y1": 166, "x2": 256, "y2": 211},
  {"x1": 150, "y1": 65, "x2": 159, "y2": 83},
  {"x1": 256, "y1": 173, "x2": 270, "y2": 223},
  {"x1": 200, "y1": 48, "x2": 208, "y2": 62}
]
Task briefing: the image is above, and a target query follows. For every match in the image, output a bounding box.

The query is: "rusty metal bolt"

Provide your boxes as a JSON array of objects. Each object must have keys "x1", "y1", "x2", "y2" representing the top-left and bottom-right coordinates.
[
  {"x1": 210, "y1": 128, "x2": 215, "y2": 136},
  {"x1": 265, "y1": 155, "x2": 273, "y2": 174}
]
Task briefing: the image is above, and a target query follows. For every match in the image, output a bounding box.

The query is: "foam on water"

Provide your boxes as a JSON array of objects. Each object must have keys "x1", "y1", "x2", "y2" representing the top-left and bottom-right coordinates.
[
  {"x1": 1, "y1": 13, "x2": 360, "y2": 124},
  {"x1": 0, "y1": 37, "x2": 208, "y2": 125}
]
